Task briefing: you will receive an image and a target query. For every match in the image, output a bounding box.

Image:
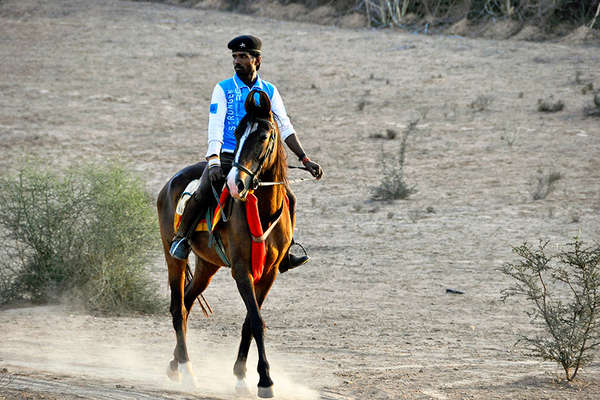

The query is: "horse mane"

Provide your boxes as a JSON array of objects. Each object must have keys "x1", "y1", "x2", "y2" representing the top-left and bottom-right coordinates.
[{"x1": 270, "y1": 114, "x2": 288, "y2": 184}]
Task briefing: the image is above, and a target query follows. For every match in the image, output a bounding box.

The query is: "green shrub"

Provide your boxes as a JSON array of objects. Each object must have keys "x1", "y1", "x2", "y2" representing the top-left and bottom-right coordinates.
[
  {"x1": 501, "y1": 239, "x2": 600, "y2": 381},
  {"x1": 0, "y1": 162, "x2": 161, "y2": 314}
]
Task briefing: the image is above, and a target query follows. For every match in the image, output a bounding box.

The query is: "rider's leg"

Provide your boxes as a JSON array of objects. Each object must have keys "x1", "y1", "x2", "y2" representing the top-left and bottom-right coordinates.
[
  {"x1": 170, "y1": 152, "x2": 232, "y2": 260},
  {"x1": 279, "y1": 185, "x2": 310, "y2": 273},
  {"x1": 169, "y1": 169, "x2": 212, "y2": 260}
]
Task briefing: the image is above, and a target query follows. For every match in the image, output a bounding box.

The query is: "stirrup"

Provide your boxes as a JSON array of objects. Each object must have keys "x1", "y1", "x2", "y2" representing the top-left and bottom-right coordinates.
[
  {"x1": 169, "y1": 237, "x2": 191, "y2": 260},
  {"x1": 280, "y1": 242, "x2": 310, "y2": 273}
]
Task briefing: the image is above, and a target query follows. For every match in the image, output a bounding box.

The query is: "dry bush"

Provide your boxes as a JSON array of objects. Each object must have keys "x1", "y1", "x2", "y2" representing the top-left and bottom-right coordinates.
[
  {"x1": 310, "y1": 0, "x2": 600, "y2": 30},
  {"x1": 468, "y1": 0, "x2": 600, "y2": 27},
  {"x1": 531, "y1": 168, "x2": 562, "y2": 200},
  {"x1": 156, "y1": 0, "x2": 600, "y2": 33},
  {"x1": 584, "y1": 94, "x2": 600, "y2": 117},
  {"x1": 157, "y1": 1, "x2": 600, "y2": 33},
  {"x1": 0, "y1": 162, "x2": 162, "y2": 314},
  {"x1": 470, "y1": 94, "x2": 493, "y2": 112},
  {"x1": 502, "y1": 238, "x2": 600, "y2": 381},
  {"x1": 370, "y1": 119, "x2": 418, "y2": 201},
  {"x1": 537, "y1": 96, "x2": 565, "y2": 112},
  {"x1": 0, "y1": 368, "x2": 13, "y2": 387}
]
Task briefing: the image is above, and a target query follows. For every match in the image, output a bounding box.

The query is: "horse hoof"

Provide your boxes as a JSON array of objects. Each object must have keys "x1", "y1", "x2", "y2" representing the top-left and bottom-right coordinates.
[
  {"x1": 166, "y1": 360, "x2": 181, "y2": 383},
  {"x1": 257, "y1": 385, "x2": 274, "y2": 398},
  {"x1": 180, "y1": 361, "x2": 198, "y2": 390},
  {"x1": 235, "y1": 379, "x2": 252, "y2": 396}
]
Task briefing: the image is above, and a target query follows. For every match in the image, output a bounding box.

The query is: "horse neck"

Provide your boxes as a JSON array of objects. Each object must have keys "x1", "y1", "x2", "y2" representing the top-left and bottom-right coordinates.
[
  {"x1": 255, "y1": 184, "x2": 286, "y2": 219},
  {"x1": 256, "y1": 140, "x2": 287, "y2": 214}
]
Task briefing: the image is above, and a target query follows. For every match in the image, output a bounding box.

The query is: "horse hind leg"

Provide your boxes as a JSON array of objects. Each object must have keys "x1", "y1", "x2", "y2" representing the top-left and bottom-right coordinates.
[{"x1": 165, "y1": 255, "x2": 198, "y2": 389}]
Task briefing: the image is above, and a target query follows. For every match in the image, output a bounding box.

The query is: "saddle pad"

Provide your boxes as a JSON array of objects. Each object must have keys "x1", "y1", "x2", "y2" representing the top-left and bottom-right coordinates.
[{"x1": 173, "y1": 179, "x2": 208, "y2": 232}]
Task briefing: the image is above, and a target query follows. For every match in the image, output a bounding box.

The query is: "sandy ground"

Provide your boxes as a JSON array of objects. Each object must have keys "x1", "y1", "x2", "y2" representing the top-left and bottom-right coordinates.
[{"x1": 1, "y1": 0, "x2": 600, "y2": 399}]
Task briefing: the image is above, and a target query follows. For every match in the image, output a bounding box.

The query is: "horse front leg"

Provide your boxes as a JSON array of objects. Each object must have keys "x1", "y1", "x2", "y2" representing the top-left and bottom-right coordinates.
[
  {"x1": 166, "y1": 257, "x2": 197, "y2": 389},
  {"x1": 233, "y1": 270, "x2": 274, "y2": 398}
]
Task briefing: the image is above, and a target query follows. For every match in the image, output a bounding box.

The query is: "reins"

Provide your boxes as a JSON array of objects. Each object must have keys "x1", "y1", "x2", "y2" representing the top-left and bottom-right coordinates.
[
  {"x1": 258, "y1": 175, "x2": 316, "y2": 187},
  {"x1": 258, "y1": 166, "x2": 315, "y2": 186}
]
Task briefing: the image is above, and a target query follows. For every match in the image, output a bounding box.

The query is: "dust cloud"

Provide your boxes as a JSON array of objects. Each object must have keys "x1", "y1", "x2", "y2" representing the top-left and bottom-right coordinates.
[{"x1": 0, "y1": 305, "x2": 320, "y2": 399}]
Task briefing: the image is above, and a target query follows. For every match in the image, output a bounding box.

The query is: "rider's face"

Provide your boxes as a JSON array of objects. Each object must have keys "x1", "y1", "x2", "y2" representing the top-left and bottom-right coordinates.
[{"x1": 232, "y1": 51, "x2": 258, "y2": 76}]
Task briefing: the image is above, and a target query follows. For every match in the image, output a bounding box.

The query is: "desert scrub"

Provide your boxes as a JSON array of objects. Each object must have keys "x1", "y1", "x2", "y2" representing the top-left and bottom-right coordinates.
[
  {"x1": 370, "y1": 119, "x2": 417, "y2": 201},
  {"x1": 531, "y1": 168, "x2": 562, "y2": 200},
  {"x1": 205, "y1": 1, "x2": 600, "y2": 30},
  {"x1": 0, "y1": 161, "x2": 162, "y2": 315},
  {"x1": 501, "y1": 239, "x2": 600, "y2": 381}
]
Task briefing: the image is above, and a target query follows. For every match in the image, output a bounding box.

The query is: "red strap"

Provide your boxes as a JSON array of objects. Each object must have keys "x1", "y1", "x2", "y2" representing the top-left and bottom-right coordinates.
[
  {"x1": 245, "y1": 193, "x2": 266, "y2": 282},
  {"x1": 219, "y1": 187, "x2": 230, "y2": 208}
]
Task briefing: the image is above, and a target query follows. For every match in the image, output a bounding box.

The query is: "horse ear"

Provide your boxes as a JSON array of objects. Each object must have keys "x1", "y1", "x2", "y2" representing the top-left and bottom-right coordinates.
[
  {"x1": 245, "y1": 90, "x2": 271, "y2": 118},
  {"x1": 256, "y1": 91, "x2": 271, "y2": 117}
]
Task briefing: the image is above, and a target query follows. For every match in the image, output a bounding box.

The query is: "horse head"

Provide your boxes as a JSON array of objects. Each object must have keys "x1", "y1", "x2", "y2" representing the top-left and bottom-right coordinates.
[{"x1": 227, "y1": 89, "x2": 279, "y2": 201}]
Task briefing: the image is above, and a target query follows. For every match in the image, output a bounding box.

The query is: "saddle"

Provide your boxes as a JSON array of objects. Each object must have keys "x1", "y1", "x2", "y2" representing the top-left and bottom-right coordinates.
[{"x1": 173, "y1": 179, "x2": 226, "y2": 233}]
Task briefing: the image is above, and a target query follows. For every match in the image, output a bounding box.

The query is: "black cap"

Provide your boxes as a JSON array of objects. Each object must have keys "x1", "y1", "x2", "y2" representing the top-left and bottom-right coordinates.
[{"x1": 228, "y1": 35, "x2": 262, "y2": 54}]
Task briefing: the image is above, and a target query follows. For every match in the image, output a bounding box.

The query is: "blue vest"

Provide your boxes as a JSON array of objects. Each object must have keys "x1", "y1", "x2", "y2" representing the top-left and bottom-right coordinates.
[{"x1": 218, "y1": 74, "x2": 275, "y2": 152}]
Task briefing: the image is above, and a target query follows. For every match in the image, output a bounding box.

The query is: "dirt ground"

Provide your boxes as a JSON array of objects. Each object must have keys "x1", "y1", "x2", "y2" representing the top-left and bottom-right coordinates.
[{"x1": 1, "y1": 0, "x2": 600, "y2": 399}]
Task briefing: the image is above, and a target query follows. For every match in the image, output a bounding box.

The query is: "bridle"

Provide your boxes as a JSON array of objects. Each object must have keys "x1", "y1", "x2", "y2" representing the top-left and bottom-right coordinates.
[{"x1": 232, "y1": 117, "x2": 277, "y2": 190}]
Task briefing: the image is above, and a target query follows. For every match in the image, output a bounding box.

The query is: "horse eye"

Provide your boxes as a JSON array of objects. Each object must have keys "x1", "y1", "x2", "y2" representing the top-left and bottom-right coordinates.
[{"x1": 259, "y1": 132, "x2": 268, "y2": 141}]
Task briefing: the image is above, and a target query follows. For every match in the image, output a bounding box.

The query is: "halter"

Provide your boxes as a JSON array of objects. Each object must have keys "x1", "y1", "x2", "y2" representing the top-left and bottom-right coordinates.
[{"x1": 232, "y1": 118, "x2": 277, "y2": 190}]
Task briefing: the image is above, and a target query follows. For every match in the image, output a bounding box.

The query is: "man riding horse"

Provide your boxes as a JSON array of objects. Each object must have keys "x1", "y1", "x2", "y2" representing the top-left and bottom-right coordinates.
[{"x1": 169, "y1": 35, "x2": 323, "y2": 271}]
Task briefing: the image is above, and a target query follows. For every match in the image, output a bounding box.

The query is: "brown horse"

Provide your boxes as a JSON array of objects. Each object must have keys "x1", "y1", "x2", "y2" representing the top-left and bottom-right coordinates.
[{"x1": 156, "y1": 90, "x2": 293, "y2": 398}]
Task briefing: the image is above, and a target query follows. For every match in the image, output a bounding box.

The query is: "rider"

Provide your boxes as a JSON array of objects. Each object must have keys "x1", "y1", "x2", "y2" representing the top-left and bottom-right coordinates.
[{"x1": 170, "y1": 35, "x2": 323, "y2": 271}]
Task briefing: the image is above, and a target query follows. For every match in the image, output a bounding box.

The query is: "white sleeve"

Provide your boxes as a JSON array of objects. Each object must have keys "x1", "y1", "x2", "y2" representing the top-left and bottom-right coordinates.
[
  {"x1": 206, "y1": 84, "x2": 227, "y2": 158},
  {"x1": 270, "y1": 86, "x2": 295, "y2": 140}
]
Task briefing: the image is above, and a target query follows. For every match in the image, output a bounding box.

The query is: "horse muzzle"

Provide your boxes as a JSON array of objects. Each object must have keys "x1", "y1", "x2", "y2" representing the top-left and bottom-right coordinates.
[{"x1": 226, "y1": 167, "x2": 250, "y2": 201}]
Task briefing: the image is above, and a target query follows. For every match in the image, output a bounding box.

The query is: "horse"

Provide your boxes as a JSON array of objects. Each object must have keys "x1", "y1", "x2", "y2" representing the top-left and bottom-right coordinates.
[{"x1": 156, "y1": 89, "x2": 293, "y2": 398}]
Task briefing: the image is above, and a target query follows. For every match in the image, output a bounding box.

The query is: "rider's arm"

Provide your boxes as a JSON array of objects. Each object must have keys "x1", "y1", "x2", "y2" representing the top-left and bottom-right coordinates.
[
  {"x1": 270, "y1": 86, "x2": 295, "y2": 141},
  {"x1": 284, "y1": 135, "x2": 323, "y2": 180},
  {"x1": 272, "y1": 87, "x2": 323, "y2": 180},
  {"x1": 206, "y1": 84, "x2": 227, "y2": 161},
  {"x1": 284, "y1": 134, "x2": 307, "y2": 162}
]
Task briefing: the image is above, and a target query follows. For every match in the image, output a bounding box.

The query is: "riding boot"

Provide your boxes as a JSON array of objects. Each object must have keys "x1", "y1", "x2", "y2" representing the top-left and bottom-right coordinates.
[
  {"x1": 169, "y1": 192, "x2": 207, "y2": 260},
  {"x1": 279, "y1": 239, "x2": 310, "y2": 273}
]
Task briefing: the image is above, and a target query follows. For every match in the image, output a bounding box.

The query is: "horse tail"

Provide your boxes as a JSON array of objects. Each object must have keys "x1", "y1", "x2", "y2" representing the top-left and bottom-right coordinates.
[{"x1": 184, "y1": 258, "x2": 213, "y2": 318}]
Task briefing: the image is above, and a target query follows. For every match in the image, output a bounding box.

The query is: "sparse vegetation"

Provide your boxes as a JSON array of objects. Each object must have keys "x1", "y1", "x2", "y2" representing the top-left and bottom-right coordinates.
[
  {"x1": 501, "y1": 238, "x2": 600, "y2": 381},
  {"x1": 470, "y1": 94, "x2": 493, "y2": 112},
  {"x1": 581, "y1": 83, "x2": 594, "y2": 95},
  {"x1": 500, "y1": 124, "x2": 519, "y2": 148},
  {"x1": 359, "y1": 0, "x2": 600, "y2": 29},
  {"x1": 0, "y1": 161, "x2": 162, "y2": 314},
  {"x1": 369, "y1": 128, "x2": 398, "y2": 140},
  {"x1": 537, "y1": 96, "x2": 565, "y2": 112},
  {"x1": 407, "y1": 208, "x2": 424, "y2": 223},
  {"x1": 443, "y1": 102, "x2": 458, "y2": 120},
  {"x1": 583, "y1": 94, "x2": 600, "y2": 117},
  {"x1": 407, "y1": 206, "x2": 435, "y2": 223},
  {"x1": 0, "y1": 368, "x2": 13, "y2": 387},
  {"x1": 531, "y1": 168, "x2": 562, "y2": 200},
  {"x1": 190, "y1": 1, "x2": 600, "y2": 33},
  {"x1": 370, "y1": 119, "x2": 418, "y2": 201}
]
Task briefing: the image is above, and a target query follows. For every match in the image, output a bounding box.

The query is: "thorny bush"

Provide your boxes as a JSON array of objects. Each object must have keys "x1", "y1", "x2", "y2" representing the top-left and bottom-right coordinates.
[{"x1": 501, "y1": 238, "x2": 600, "y2": 381}]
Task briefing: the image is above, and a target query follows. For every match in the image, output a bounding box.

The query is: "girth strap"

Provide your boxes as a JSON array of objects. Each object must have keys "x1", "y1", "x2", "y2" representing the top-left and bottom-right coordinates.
[{"x1": 250, "y1": 204, "x2": 284, "y2": 243}]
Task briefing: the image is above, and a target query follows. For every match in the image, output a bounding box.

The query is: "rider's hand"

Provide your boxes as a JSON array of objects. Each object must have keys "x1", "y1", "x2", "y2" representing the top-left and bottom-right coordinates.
[
  {"x1": 207, "y1": 157, "x2": 224, "y2": 183},
  {"x1": 302, "y1": 157, "x2": 323, "y2": 180}
]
